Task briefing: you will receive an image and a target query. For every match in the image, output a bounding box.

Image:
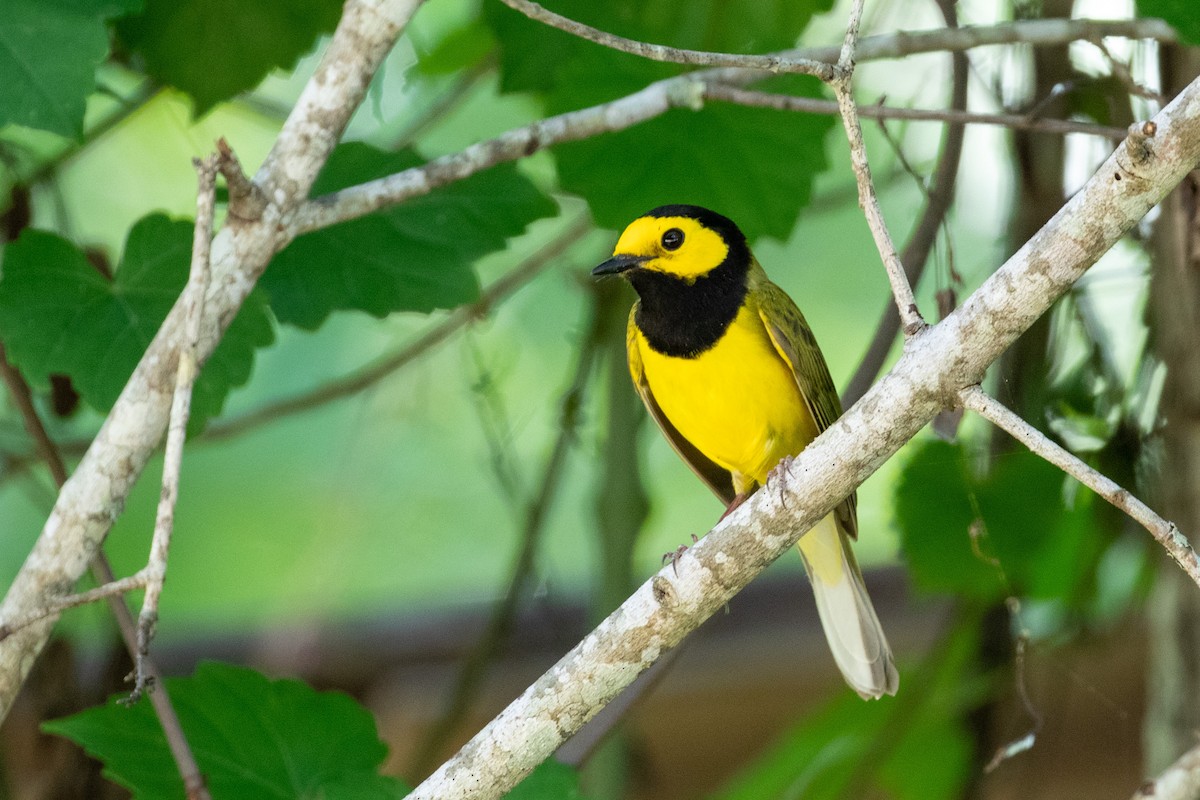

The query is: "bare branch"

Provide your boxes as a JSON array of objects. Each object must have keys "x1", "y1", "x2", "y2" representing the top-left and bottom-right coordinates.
[
  {"x1": 703, "y1": 85, "x2": 1128, "y2": 138},
  {"x1": 292, "y1": 18, "x2": 1176, "y2": 236},
  {"x1": 496, "y1": 0, "x2": 836, "y2": 81},
  {"x1": 0, "y1": 339, "x2": 210, "y2": 799},
  {"x1": 831, "y1": 0, "x2": 926, "y2": 335},
  {"x1": 127, "y1": 154, "x2": 219, "y2": 701},
  {"x1": 497, "y1": 0, "x2": 1175, "y2": 85},
  {"x1": 290, "y1": 78, "x2": 697, "y2": 234},
  {"x1": 0, "y1": 344, "x2": 68, "y2": 488},
  {"x1": 0, "y1": 0, "x2": 427, "y2": 722},
  {"x1": 407, "y1": 73, "x2": 1200, "y2": 800},
  {"x1": 844, "y1": 0, "x2": 969, "y2": 406},
  {"x1": 959, "y1": 384, "x2": 1200, "y2": 589}
]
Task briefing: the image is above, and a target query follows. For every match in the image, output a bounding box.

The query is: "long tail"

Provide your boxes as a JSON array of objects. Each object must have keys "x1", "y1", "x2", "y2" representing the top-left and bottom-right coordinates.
[{"x1": 797, "y1": 514, "x2": 899, "y2": 699}]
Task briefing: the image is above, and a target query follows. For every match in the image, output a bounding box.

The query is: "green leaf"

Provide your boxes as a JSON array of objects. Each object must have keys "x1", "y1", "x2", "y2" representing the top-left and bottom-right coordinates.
[
  {"x1": 1138, "y1": 0, "x2": 1200, "y2": 45},
  {"x1": 0, "y1": 0, "x2": 140, "y2": 137},
  {"x1": 505, "y1": 760, "x2": 588, "y2": 799},
  {"x1": 485, "y1": 0, "x2": 834, "y2": 95},
  {"x1": 44, "y1": 661, "x2": 410, "y2": 800},
  {"x1": 115, "y1": 0, "x2": 342, "y2": 115},
  {"x1": 414, "y1": 19, "x2": 496, "y2": 76},
  {"x1": 483, "y1": 0, "x2": 835, "y2": 241},
  {"x1": 894, "y1": 440, "x2": 1107, "y2": 605},
  {"x1": 551, "y1": 51, "x2": 832, "y2": 240},
  {"x1": 0, "y1": 215, "x2": 273, "y2": 432},
  {"x1": 261, "y1": 142, "x2": 558, "y2": 330}
]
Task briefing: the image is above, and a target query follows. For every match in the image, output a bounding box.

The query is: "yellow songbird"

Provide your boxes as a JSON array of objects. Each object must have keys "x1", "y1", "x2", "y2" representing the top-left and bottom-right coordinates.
[{"x1": 593, "y1": 204, "x2": 898, "y2": 699}]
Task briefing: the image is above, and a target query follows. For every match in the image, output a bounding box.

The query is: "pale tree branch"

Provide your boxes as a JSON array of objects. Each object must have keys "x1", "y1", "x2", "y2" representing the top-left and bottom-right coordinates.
[
  {"x1": 0, "y1": 0, "x2": 427, "y2": 722},
  {"x1": 291, "y1": 18, "x2": 1176, "y2": 236},
  {"x1": 406, "y1": 75, "x2": 1200, "y2": 800},
  {"x1": 129, "y1": 154, "x2": 219, "y2": 700},
  {"x1": 1133, "y1": 741, "x2": 1200, "y2": 800},
  {"x1": 844, "y1": 0, "x2": 969, "y2": 405},
  {"x1": 496, "y1": 0, "x2": 838, "y2": 80},
  {"x1": 0, "y1": 279, "x2": 209, "y2": 798},
  {"x1": 832, "y1": 0, "x2": 926, "y2": 334},
  {"x1": 702, "y1": 85, "x2": 1128, "y2": 140},
  {"x1": 959, "y1": 384, "x2": 1200, "y2": 589}
]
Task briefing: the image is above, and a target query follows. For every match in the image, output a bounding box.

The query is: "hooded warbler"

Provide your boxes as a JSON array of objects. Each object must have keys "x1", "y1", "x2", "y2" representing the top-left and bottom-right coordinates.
[{"x1": 593, "y1": 204, "x2": 898, "y2": 699}]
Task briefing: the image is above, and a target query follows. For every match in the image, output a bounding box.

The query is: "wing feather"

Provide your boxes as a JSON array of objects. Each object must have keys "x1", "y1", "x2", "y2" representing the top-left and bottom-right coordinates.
[{"x1": 752, "y1": 270, "x2": 859, "y2": 538}]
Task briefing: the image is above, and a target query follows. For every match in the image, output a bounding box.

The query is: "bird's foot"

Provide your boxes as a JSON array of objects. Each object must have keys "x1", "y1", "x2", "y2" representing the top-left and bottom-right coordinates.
[
  {"x1": 662, "y1": 533, "x2": 700, "y2": 577},
  {"x1": 718, "y1": 492, "x2": 751, "y2": 522},
  {"x1": 768, "y1": 456, "x2": 795, "y2": 509}
]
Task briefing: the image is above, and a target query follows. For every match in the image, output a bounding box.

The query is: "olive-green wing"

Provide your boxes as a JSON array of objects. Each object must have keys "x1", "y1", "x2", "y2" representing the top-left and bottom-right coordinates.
[
  {"x1": 626, "y1": 304, "x2": 736, "y2": 506},
  {"x1": 753, "y1": 273, "x2": 858, "y2": 537}
]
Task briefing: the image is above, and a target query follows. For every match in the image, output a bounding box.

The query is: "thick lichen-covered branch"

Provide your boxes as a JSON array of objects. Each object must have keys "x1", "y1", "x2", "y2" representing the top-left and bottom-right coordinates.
[{"x1": 406, "y1": 79, "x2": 1200, "y2": 800}]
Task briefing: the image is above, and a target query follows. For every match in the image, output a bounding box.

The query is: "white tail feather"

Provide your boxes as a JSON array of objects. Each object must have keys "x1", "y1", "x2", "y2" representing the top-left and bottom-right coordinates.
[{"x1": 798, "y1": 514, "x2": 898, "y2": 699}]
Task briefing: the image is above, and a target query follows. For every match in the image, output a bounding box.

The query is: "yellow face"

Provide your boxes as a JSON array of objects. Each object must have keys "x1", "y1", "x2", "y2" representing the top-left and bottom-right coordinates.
[{"x1": 612, "y1": 215, "x2": 729, "y2": 281}]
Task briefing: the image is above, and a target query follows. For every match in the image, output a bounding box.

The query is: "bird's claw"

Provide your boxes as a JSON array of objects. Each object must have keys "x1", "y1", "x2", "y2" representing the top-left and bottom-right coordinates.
[
  {"x1": 662, "y1": 534, "x2": 700, "y2": 577},
  {"x1": 769, "y1": 455, "x2": 796, "y2": 509}
]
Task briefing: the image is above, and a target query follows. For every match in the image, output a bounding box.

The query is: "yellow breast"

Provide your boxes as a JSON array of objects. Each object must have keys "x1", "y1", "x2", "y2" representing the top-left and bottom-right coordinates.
[{"x1": 635, "y1": 302, "x2": 819, "y2": 486}]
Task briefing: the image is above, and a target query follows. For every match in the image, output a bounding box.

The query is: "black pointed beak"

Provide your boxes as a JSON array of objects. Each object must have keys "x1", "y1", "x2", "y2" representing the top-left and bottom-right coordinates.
[{"x1": 592, "y1": 254, "x2": 648, "y2": 277}]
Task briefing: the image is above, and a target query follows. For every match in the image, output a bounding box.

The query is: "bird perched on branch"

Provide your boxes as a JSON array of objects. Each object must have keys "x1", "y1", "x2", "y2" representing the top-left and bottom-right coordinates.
[{"x1": 593, "y1": 204, "x2": 898, "y2": 699}]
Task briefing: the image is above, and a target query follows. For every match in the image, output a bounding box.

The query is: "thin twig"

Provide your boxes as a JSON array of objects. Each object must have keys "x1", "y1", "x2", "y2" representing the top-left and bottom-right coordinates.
[
  {"x1": 959, "y1": 385, "x2": 1200, "y2": 589},
  {"x1": 1091, "y1": 38, "x2": 1167, "y2": 107},
  {"x1": 831, "y1": 0, "x2": 926, "y2": 335},
  {"x1": 292, "y1": 18, "x2": 1176, "y2": 235},
  {"x1": 0, "y1": 344, "x2": 68, "y2": 487},
  {"x1": 407, "y1": 75, "x2": 1200, "y2": 800},
  {"x1": 130, "y1": 155, "x2": 219, "y2": 700},
  {"x1": 409, "y1": 285, "x2": 605, "y2": 779},
  {"x1": 206, "y1": 213, "x2": 590, "y2": 441},
  {"x1": 496, "y1": 0, "x2": 837, "y2": 81},
  {"x1": 0, "y1": 0, "x2": 428, "y2": 724},
  {"x1": 0, "y1": 283, "x2": 210, "y2": 800},
  {"x1": 215, "y1": 138, "x2": 265, "y2": 222},
  {"x1": 704, "y1": 86, "x2": 1128, "y2": 139},
  {"x1": 0, "y1": 572, "x2": 151, "y2": 639},
  {"x1": 842, "y1": 0, "x2": 969, "y2": 406}
]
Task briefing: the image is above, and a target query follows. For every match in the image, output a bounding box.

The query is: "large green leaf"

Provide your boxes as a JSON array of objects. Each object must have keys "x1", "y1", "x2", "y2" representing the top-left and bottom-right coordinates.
[
  {"x1": 0, "y1": 0, "x2": 140, "y2": 137},
  {"x1": 485, "y1": 0, "x2": 835, "y2": 241},
  {"x1": 44, "y1": 661, "x2": 409, "y2": 799},
  {"x1": 261, "y1": 142, "x2": 558, "y2": 330},
  {"x1": 894, "y1": 439, "x2": 1105, "y2": 604},
  {"x1": 485, "y1": 0, "x2": 834, "y2": 95},
  {"x1": 116, "y1": 0, "x2": 342, "y2": 114},
  {"x1": 0, "y1": 215, "x2": 273, "y2": 431},
  {"x1": 548, "y1": 50, "x2": 832, "y2": 240},
  {"x1": 1138, "y1": 0, "x2": 1200, "y2": 45}
]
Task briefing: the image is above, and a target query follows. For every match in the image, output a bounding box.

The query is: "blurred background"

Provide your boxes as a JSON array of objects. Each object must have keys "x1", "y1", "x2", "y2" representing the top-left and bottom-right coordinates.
[{"x1": 0, "y1": 0, "x2": 1197, "y2": 797}]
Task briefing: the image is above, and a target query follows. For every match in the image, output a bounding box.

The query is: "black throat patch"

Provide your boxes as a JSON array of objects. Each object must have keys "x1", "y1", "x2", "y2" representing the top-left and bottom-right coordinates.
[{"x1": 630, "y1": 255, "x2": 749, "y2": 359}]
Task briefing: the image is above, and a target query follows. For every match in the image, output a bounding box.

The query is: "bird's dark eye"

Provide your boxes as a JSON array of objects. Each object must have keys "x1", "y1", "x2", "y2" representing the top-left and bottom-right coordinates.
[{"x1": 661, "y1": 228, "x2": 684, "y2": 251}]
